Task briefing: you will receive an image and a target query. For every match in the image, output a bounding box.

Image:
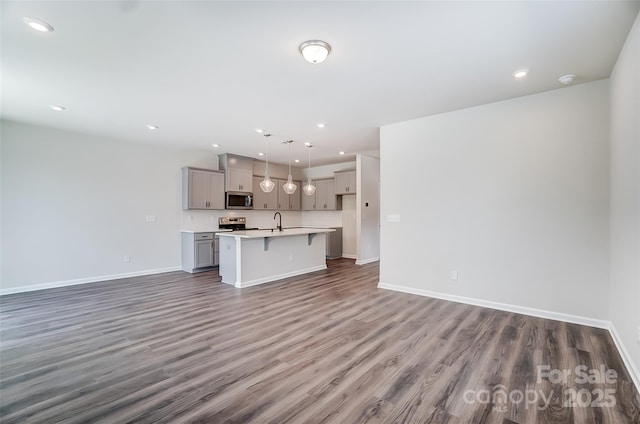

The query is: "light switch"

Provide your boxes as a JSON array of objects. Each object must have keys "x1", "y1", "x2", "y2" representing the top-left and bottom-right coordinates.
[
  {"x1": 387, "y1": 214, "x2": 401, "y2": 223},
  {"x1": 146, "y1": 215, "x2": 157, "y2": 222}
]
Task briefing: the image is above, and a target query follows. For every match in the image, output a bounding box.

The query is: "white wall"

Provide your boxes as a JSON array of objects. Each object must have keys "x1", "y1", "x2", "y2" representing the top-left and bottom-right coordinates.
[
  {"x1": 357, "y1": 154, "x2": 380, "y2": 264},
  {"x1": 0, "y1": 120, "x2": 306, "y2": 293},
  {"x1": 380, "y1": 80, "x2": 610, "y2": 320},
  {"x1": 609, "y1": 14, "x2": 640, "y2": 383},
  {"x1": 0, "y1": 120, "x2": 214, "y2": 292},
  {"x1": 0, "y1": 120, "x2": 361, "y2": 293}
]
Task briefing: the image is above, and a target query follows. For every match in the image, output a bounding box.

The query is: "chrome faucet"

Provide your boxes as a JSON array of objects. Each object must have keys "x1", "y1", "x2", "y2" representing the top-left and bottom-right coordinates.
[{"x1": 273, "y1": 211, "x2": 282, "y2": 232}]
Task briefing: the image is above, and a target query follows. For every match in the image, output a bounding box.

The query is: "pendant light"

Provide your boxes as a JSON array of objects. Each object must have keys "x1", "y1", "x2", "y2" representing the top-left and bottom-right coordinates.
[
  {"x1": 303, "y1": 144, "x2": 316, "y2": 196},
  {"x1": 282, "y1": 140, "x2": 297, "y2": 195},
  {"x1": 259, "y1": 133, "x2": 275, "y2": 193}
]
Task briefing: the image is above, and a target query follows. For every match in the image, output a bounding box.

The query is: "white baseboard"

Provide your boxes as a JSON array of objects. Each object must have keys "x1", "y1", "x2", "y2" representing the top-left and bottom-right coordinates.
[
  {"x1": 233, "y1": 265, "x2": 327, "y2": 288},
  {"x1": 377, "y1": 282, "x2": 610, "y2": 329},
  {"x1": 0, "y1": 267, "x2": 182, "y2": 296},
  {"x1": 356, "y1": 256, "x2": 380, "y2": 265},
  {"x1": 342, "y1": 254, "x2": 357, "y2": 259},
  {"x1": 377, "y1": 281, "x2": 639, "y2": 392},
  {"x1": 608, "y1": 323, "x2": 640, "y2": 391}
]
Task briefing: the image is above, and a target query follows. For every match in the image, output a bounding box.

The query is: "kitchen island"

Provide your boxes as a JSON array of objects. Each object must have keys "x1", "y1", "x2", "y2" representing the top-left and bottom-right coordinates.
[{"x1": 216, "y1": 228, "x2": 335, "y2": 288}]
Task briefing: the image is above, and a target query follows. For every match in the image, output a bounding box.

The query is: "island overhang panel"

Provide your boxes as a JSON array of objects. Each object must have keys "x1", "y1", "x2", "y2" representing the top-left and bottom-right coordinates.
[{"x1": 217, "y1": 228, "x2": 335, "y2": 288}]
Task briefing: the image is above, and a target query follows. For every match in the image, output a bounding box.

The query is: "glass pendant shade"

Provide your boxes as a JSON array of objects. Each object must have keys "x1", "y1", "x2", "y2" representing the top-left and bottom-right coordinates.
[
  {"x1": 283, "y1": 175, "x2": 297, "y2": 195},
  {"x1": 260, "y1": 175, "x2": 275, "y2": 192},
  {"x1": 303, "y1": 144, "x2": 315, "y2": 196},
  {"x1": 303, "y1": 178, "x2": 316, "y2": 196},
  {"x1": 282, "y1": 139, "x2": 297, "y2": 195},
  {"x1": 260, "y1": 133, "x2": 274, "y2": 193}
]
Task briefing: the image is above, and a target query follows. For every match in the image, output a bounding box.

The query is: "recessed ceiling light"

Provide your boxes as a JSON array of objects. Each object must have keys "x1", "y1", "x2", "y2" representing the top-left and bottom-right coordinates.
[
  {"x1": 304, "y1": 142, "x2": 312, "y2": 147},
  {"x1": 212, "y1": 144, "x2": 220, "y2": 148},
  {"x1": 316, "y1": 123, "x2": 326, "y2": 128},
  {"x1": 145, "y1": 124, "x2": 159, "y2": 130},
  {"x1": 558, "y1": 74, "x2": 576, "y2": 85},
  {"x1": 258, "y1": 152, "x2": 264, "y2": 156},
  {"x1": 23, "y1": 17, "x2": 54, "y2": 32},
  {"x1": 49, "y1": 104, "x2": 66, "y2": 111},
  {"x1": 294, "y1": 159, "x2": 300, "y2": 163},
  {"x1": 255, "y1": 128, "x2": 264, "y2": 133},
  {"x1": 513, "y1": 69, "x2": 529, "y2": 79},
  {"x1": 339, "y1": 151, "x2": 345, "y2": 155}
]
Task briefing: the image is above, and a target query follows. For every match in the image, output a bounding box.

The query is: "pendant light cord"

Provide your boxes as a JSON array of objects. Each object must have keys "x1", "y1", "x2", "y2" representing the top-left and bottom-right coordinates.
[{"x1": 288, "y1": 141, "x2": 292, "y2": 175}]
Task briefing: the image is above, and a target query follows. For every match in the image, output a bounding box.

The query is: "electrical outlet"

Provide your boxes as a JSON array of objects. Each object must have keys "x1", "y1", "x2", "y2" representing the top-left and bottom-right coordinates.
[
  {"x1": 450, "y1": 270, "x2": 458, "y2": 281},
  {"x1": 145, "y1": 215, "x2": 157, "y2": 222},
  {"x1": 124, "y1": 255, "x2": 131, "y2": 263},
  {"x1": 387, "y1": 214, "x2": 401, "y2": 223}
]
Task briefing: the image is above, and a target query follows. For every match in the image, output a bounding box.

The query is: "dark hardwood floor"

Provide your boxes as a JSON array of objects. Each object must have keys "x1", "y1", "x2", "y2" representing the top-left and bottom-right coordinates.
[{"x1": 1, "y1": 259, "x2": 638, "y2": 423}]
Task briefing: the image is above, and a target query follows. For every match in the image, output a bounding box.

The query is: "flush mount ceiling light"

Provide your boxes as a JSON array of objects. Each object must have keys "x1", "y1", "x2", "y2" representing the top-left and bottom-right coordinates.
[
  {"x1": 339, "y1": 151, "x2": 345, "y2": 155},
  {"x1": 299, "y1": 40, "x2": 331, "y2": 64},
  {"x1": 316, "y1": 123, "x2": 326, "y2": 128},
  {"x1": 282, "y1": 140, "x2": 297, "y2": 195},
  {"x1": 303, "y1": 144, "x2": 316, "y2": 196},
  {"x1": 23, "y1": 17, "x2": 54, "y2": 32},
  {"x1": 49, "y1": 104, "x2": 66, "y2": 111},
  {"x1": 258, "y1": 152, "x2": 264, "y2": 156},
  {"x1": 212, "y1": 144, "x2": 220, "y2": 148},
  {"x1": 145, "y1": 124, "x2": 159, "y2": 130},
  {"x1": 255, "y1": 128, "x2": 264, "y2": 133},
  {"x1": 259, "y1": 133, "x2": 275, "y2": 193},
  {"x1": 513, "y1": 69, "x2": 529, "y2": 79},
  {"x1": 558, "y1": 74, "x2": 576, "y2": 85}
]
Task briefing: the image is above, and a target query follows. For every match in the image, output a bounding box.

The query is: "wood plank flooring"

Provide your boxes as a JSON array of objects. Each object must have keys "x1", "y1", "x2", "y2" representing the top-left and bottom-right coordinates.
[{"x1": 1, "y1": 259, "x2": 638, "y2": 423}]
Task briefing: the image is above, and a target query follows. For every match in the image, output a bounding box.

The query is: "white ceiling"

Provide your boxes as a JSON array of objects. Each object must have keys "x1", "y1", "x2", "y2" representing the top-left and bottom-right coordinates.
[{"x1": 2, "y1": 1, "x2": 638, "y2": 166}]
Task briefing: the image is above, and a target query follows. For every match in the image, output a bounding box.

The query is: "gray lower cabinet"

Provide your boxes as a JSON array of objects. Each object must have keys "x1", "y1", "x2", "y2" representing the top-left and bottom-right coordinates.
[
  {"x1": 326, "y1": 228, "x2": 343, "y2": 259},
  {"x1": 182, "y1": 232, "x2": 217, "y2": 273}
]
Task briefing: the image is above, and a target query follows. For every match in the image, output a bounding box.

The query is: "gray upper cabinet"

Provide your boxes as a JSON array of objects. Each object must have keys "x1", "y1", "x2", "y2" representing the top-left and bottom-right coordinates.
[
  {"x1": 182, "y1": 167, "x2": 225, "y2": 210},
  {"x1": 219, "y1": 153, "x2": 254, "y2": 193},
  {"x1": 276, "y1": 179, "x2": 302, "y2": 211},
  {"x1": 301, "y1": 184, "x2": 316, "y2": 211},
  {"x1": 227, "y1": 168, "x2": 253, "y2": 192},
  {"x1": 253, "y1": 176, "x2": 278, "y2": 210},
  {"x1": 303, "y1": 178, "x2": 338, "y2": 210},
  {"x1": 335, "y1": 170, "x2": 356, "y2": 194},
  {"x1": 317, "y1": 179, "x2": 337, "y2": 210}
]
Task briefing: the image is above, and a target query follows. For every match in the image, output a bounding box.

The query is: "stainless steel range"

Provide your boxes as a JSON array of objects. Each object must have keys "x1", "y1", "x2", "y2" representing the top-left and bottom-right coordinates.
[{"x1": 218, "y1": 217, "x2": 258, "y2": 231}]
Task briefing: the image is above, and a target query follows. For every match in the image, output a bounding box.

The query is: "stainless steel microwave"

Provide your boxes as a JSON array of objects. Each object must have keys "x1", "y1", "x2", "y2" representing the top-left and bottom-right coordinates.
[{"x1": 226, "y1": 191, "x2": 253, "y2": 209}]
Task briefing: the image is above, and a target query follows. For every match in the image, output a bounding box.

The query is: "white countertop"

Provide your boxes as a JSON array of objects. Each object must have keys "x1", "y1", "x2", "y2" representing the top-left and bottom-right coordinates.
[
  {"x1": 216, "y1": 227, "x2": 335, "y2": 239},
  {"x1": 180, "y1": 229, "x2": 233, "y2": 233}
]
